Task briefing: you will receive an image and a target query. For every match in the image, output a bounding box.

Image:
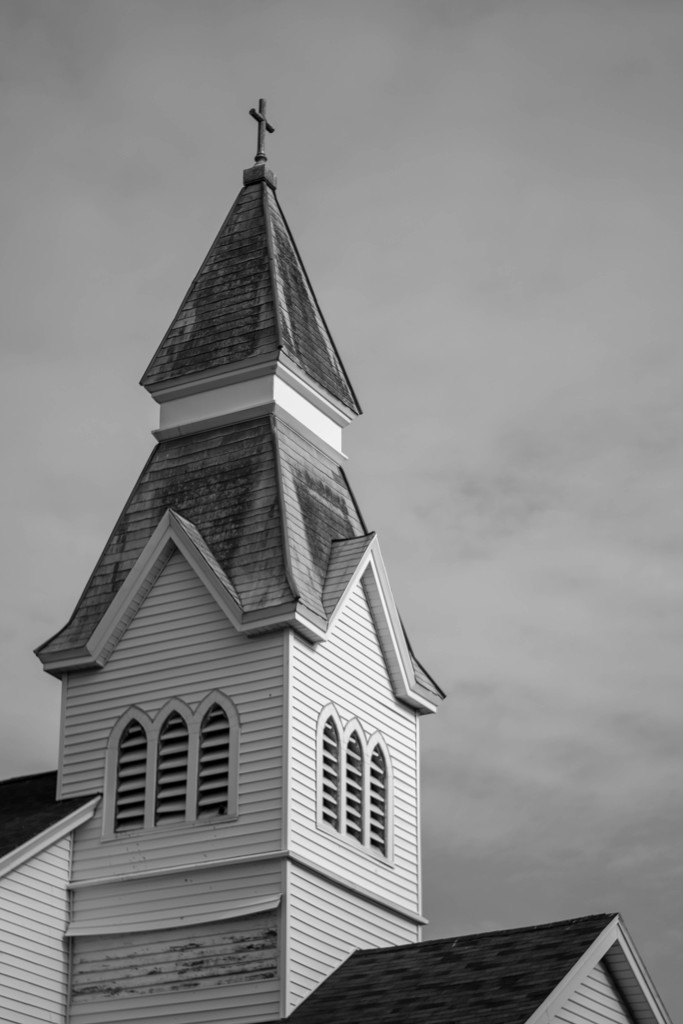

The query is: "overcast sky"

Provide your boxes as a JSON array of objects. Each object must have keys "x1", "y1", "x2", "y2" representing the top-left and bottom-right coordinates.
[{"x1": 1, "y1": 0, "x2": 682, "y2": 1016}]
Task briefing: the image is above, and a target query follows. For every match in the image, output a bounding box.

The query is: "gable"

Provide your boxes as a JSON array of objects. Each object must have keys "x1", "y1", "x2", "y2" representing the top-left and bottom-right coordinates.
[
  {"x1": 553, "y1": 961, "x2": 632, "y2": 1024},
  {"x1": 59, "y1": 546, "x2": 285, "y2": 810},
  {"x1": 319, "y1": 535, "x2": 442, "y2": 713}
]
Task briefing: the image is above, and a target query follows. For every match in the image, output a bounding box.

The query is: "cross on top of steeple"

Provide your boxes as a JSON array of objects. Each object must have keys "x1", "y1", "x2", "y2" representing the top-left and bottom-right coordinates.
[{"x1": 249, "y1": 98, "x2": 275, "y2": 164}]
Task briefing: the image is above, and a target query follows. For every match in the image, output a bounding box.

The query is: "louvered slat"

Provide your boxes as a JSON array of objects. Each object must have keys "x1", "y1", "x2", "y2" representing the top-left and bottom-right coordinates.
[
  {"x1": 115, "y1": 720, "x2": 147, "y2": 832},
  {"x1": 369, "y1": 745, "x2": 387, "y2": 854},
  {"x1": 155, "y1": 712, "x2": 189, "y2": 824},
  {"x1": 321, "y1": 719, "x2": 340, "y2": 829},
  {"x1": 197, "y1": 705, "x2": 230, "y2": 818},
  {"x1": 345, "y1": 732, "x2": 363, "y2": 842}
]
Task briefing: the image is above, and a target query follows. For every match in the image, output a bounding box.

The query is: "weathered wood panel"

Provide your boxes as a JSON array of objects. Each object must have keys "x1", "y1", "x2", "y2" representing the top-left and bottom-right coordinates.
[
  {"x1": 72, "y1": 911, "x2": 277, "y2": 999},
  {"x1": 61, "y1": 550, "x2": 285, "y2": 881},
  {"x1": 0, "y1": 835, "x2": 71, "y2": 1024},
  {"x1": 289, "y1": 579, "x2": 420, "y2": 911},
  {"x1": 285, "y1": 861, "x2": 418, "y2": 1012},
  {"x1": 554, "y1": 961, "x2": 633, "y2": 1024}
]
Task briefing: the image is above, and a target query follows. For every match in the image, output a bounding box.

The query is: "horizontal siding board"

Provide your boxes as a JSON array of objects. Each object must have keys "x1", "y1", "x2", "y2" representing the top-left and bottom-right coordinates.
[
  {"x1": 69, "y1": 989, "x2": 280, "y2": 1024},
  {"x1": 0, "y1": 835, "x2": 71, "y2": 1024},
  {"x1": 553, "y1": 963, "x2": 632, "y2": 1024},
  {"x1": 72, "y1": 860, "x2": 281, "y2": 924},
  {"x1": 61, "y1": 550, "x2": 285, "y2": 881},
  {"x1": 289, "y1": 579, "x2": 419, "y2": 909},
  {"x1": 286, "y1": 862, "x2": 417, "y2": 1012}
]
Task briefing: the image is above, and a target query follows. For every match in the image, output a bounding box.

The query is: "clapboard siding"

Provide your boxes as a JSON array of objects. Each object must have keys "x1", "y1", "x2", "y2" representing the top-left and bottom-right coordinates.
[
  {"x1": 554, "y1": 962, "x2": 633, "y2": 1024},
  {"x1": 69, "y1": 984, "x2": 279, "y2": 1024},
  {"x1": 72, "y1": 859, "x2": 282, "y2": 926},
  {"x1": 0, "y1": 835, "x2": 71, "y2": 1024},
  {"x1": 289, "y1": 579, "x2": 420, "y2": 911},
  {"x1": 286, "y1": 861, "x2": 418, "y2": 1012},
  {"x1": 61, "y1": 550, "x2": 285, "y2": 881}
]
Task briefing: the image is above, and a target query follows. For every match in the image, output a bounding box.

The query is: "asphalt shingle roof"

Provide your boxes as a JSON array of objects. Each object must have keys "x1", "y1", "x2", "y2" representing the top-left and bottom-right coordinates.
[
  {"x1": 287, "y1": 914, "x2": 616, "y2": 1024},
  {"x1": 0, "y1": 771, "x2": 94, "y2": 859}
]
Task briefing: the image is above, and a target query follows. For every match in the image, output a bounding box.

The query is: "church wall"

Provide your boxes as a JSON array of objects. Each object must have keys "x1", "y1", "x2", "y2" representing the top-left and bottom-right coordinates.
[
  {"x1": 61, "y1": 550, "x2": 285, "y2": 882},
  {"x1": 0, "y1": 834, "x2": 71, "y2": 1024},
  {"x1": 553, "y1": 961, "x2": 633, "y2": 1024},
  {"x1": 284, "y1": 860, "x2": 418, "y2": 1013},
  {"x1": 70, "y1": 858, "x2": 282, "y2": 928},
  {"x1": 68, "y1": 859, "x2": 283, "y2": 1023},
  {"x1": 288, "y1": 579, "x2": 420, "y2": 911}
]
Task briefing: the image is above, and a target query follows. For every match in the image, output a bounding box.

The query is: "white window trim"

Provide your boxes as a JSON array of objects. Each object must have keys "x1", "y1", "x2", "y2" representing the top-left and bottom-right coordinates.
[
  {"x1": 366, "y1": 732, "x2": 393, "y2": 862},
  {"x1": 195, "y1": 690, "x2": 240, "y2": 822},
  {"x1": 316, "y1": 705, "x2": 343, "y2": 833},
  {"x1": 342, "y1": 721, "x2": 366, "y2": 845},
  {"x1": 104, "y1": 705, "x2": 154, "y2": 835},
  {"x1": 104, "y1": 690, "x2": 240, "y2": 837},
  {"x1": 316, "y1": 706, "x2": 393, "y2": 862}
]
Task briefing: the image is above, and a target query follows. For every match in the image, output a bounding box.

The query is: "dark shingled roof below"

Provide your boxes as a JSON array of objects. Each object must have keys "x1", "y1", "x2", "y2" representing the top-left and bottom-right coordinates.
[
  {"x1": 287, "y1": 914, "x2": 616, "y2": 1024},
  {"x1": 0, "y1": 771, "x2": 94, "y2": 859},
  {"x1": 141, "y1": 175, "x2": 360, "y2": 415}
]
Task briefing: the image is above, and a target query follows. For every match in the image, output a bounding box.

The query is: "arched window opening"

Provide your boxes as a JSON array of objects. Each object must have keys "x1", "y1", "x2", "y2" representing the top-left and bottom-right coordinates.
[
  {"x1": 321, "y1": 718, "x2": 341, "y2": 830},
  {"x1": 155, "y1": 712, "x2": 189, "y2": 825},
  {"x1": 115, "y1": 719, "x2": 148, "y2": 832},
  {"x1": 197, "y1": 704, "x2": 230, "y2": 818},
  {"x1": 369, "y1": 746, "x2": 387, "y2": 855},
  {"x1": 345, "y1": 732, "x2": 364, "y2": 843}
]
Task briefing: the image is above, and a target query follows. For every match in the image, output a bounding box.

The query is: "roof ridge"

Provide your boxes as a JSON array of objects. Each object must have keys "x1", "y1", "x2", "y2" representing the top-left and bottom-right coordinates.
[
  {"x1": 348, "y1": 913, "x2": 619, "y2": 958},
  {"x1": 270, "y1": 188, "x2": 361, "y2": 415}
]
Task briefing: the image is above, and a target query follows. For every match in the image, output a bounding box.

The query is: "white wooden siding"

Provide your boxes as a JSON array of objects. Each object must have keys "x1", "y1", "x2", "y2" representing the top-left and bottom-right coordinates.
[
  {"x1": 553, "y1": 961, "x2": 634, "y2": 1024},
  {"x1": 0, "y1": 835, "x2": 71, "y2": 1024},
  {"x1": 289, "y1": 579, "x2": 420, "y2": 911},
  {"x1": 285, "y1": 860, "x2": 418, "y2": 1013},
  {"x1": 61, "y1": 550, "x2": 285, "y2": 882},
  {"x1": 71, "y1": 910, "x2": 279, "y2": 1023},
  {"x1": 71, "y1": 859, "x2": 282, "y2": 929}
]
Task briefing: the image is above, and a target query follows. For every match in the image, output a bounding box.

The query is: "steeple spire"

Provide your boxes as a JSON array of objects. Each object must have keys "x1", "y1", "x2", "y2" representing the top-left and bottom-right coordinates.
[
  {"x1": 249, "y1": 98, "x2": 275, "y2": 165},
  {"x1": 140, "y1": 116, "x2": 361, "y2": 450}
]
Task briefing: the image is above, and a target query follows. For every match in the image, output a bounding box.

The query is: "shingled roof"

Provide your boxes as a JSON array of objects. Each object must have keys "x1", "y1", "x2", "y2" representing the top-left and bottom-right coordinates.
[
  {"x1": 140, "y1": 168, "x2": 360, "y2": 415},
  {"x1": 0, "y1": 771, "x2": 94, "y2": 859},
  {"x1": 287, "y1": 914, "x2": 617, "y2": 1024},
  {"x1": 36, "y1": 415, "x2": 366, "y2": 661}
]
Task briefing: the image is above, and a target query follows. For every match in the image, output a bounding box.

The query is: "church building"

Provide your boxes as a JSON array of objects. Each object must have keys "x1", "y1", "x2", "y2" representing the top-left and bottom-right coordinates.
[{"x1": 0, "y1": 103, "x2": 673, "y2": 1024}]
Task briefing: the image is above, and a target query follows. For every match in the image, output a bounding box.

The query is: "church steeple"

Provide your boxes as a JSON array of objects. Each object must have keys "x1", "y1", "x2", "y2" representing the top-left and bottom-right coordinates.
[
  {"x1": 141, "y1": 102, "x2": 360, "y2": 453},
  {"x1": 34, "y1": 106, "x2": 443, "y2": 1023}
]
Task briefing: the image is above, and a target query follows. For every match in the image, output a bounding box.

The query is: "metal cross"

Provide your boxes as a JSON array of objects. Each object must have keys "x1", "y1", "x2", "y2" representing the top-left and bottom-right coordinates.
[{"x1": 249, "y1": 99, "x2": 275, "y2": 164}]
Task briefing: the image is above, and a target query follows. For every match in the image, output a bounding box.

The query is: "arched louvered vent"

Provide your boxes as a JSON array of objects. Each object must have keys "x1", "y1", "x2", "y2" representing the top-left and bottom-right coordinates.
[
  {"x1": 369, "y1": 746, "x2": 387, "y2": 855},
  {"x1": 197, "y1": 704, "x2": 230, "y2": 818},
  {"x1": 345, "y1": 732, "x2": 364, "y2": 842},
  {"x1": 115, "y1": 720, "x2": 147, "y2": 832},
  {"x1": 321, "y1": 718, "x2": 340, "y2": 830},
  {"x1": 155, "y1": 712, "x2": 189, "y2": 825}
]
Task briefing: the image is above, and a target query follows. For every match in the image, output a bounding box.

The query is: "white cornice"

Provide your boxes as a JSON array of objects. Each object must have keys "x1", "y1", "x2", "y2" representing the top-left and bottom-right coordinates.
[{"x1": 155, "y1": 371, "x2": 347, "y2": 454}]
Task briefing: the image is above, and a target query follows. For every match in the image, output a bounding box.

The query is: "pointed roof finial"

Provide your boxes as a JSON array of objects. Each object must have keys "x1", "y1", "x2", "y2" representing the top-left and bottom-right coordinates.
[{"x1": 249, "y1": 98, "x2": 275, "y2": 165}]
